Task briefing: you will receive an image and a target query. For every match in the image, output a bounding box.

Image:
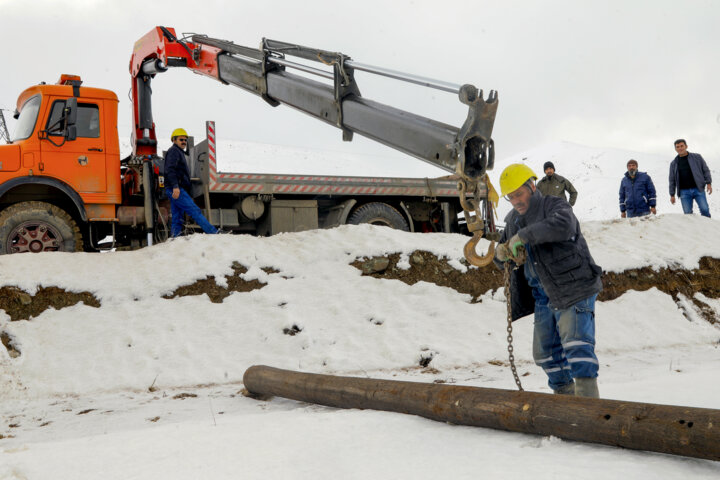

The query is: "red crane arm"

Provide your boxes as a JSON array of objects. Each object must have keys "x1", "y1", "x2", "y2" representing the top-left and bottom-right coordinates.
[{"x1": 129, "y1": 26, "x2": 222, "y2": 158}]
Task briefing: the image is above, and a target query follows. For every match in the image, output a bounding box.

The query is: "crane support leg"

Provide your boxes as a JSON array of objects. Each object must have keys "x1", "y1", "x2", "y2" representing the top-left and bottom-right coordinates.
[{"x1": 243, "y1": 365, "x2": 720, "y2": 462}]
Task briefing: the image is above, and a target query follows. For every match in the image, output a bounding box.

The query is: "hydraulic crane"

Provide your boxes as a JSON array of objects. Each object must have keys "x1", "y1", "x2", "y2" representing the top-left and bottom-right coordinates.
[
  {"x1": 0, "y1": 26, "x2": 499, "y2": 258},
  {"x1": 128, "y1": 26, "x2": 499, "y2": 262}
]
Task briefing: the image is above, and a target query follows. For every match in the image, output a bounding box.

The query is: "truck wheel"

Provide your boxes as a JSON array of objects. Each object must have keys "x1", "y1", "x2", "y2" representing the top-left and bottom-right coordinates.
[
  {"x1": 347, "y1": 202, "x2": 410, "y2": 231},
  {"x1": 0, "y1": 202, "x2": 83, "y2": 254}
]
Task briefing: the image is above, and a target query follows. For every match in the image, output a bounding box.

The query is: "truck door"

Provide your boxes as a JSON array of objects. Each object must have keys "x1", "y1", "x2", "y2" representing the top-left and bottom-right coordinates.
[{"x1": 40, "y1": 98, "x2": 106, "y2": 193}]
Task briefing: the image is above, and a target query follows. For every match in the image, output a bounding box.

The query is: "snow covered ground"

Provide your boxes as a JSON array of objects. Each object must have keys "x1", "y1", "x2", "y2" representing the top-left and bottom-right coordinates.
[
  {"x1": 2, "y1": 140, "x2": 720, "y2": 478},
  {"x1": 0, "y1": 211, "x2": 719, "y2": 478}
]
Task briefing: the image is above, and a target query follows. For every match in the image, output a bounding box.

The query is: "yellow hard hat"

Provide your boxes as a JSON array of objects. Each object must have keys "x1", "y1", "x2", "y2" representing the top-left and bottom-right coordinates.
[
  {"x1": 171, "y1": 128, "x2": 188, "y2": 139},
  {"x1": 499, "y1": 164, "x2": 538, "y2": 197}
]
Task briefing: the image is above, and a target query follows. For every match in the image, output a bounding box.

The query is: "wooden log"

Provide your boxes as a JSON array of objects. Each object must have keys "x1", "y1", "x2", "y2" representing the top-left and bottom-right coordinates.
[{"x1": 243, "y1": 365, "x2": 720, "y2": 462}]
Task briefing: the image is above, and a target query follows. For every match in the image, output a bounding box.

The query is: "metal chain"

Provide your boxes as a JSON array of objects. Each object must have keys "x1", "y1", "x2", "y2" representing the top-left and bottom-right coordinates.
[{"x1": 504, "y1": 261, "x2": 524, "y2": 391}]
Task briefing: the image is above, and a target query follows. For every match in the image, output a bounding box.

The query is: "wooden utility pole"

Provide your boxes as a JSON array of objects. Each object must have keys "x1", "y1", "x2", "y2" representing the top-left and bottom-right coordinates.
[{"x1": 244, "y1": 365, "x2": 720, "y2": 462}]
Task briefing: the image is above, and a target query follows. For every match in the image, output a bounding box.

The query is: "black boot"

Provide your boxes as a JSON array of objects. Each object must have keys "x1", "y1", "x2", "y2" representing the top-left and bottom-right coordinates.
[{"x1": 575, "y1": 377, "x2": 599, "y2": 398}]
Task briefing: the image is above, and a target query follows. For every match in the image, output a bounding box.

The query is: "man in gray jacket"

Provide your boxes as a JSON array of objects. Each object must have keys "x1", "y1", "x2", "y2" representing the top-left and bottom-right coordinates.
[
  {"x1": 495, "y1": 164, "x2": 603, "y2": 398},
  {"x1": 669, "y1": 139, "x2": 712, "y2": 217},
  {"x1": 536, "y1": 161, "x2": 578, "y2": 206}
]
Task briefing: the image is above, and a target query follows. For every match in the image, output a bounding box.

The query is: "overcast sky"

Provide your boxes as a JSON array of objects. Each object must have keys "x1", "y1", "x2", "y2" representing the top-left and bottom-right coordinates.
[{"x1": 2, "y1": 0, "x2": 719, "y2": 169}]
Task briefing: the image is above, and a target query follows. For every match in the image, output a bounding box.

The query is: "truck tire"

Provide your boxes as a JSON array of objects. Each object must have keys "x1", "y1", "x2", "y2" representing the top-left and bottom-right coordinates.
[
  {"x1": 347, "y1": 202, "x2": 410, "y2": 231},
  {"x1": 0, "y1": 202, "x2": 83, "y2": 254}
]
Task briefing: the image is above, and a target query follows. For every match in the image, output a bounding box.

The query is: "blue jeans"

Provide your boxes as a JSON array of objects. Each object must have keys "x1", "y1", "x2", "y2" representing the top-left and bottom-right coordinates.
[
  {"x1": 166, "y1": 188, "x2": 217, "y2": 237},
  {"x1": 532, "y1": 294, "x2": 599, "y2": 391},
  {"x1": 679, "y1": 188, "x2": 711, "y2": 217}
]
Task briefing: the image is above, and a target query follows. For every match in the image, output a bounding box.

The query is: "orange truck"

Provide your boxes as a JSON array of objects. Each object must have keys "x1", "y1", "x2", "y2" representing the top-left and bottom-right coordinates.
[{"x1": 0, "y1": 26, "x2": 499, "y2": 257}]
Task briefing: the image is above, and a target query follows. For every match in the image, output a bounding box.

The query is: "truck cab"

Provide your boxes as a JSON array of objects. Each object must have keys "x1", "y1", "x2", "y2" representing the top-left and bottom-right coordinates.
[{"x1": 0, "y1": 75, "x2": 123, "y2": 253}]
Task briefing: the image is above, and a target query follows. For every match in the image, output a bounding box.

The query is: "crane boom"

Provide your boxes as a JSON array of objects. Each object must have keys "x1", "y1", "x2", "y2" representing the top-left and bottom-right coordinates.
[{"x1": 129, "y1": 26, "x2": 498, "y2": 181}]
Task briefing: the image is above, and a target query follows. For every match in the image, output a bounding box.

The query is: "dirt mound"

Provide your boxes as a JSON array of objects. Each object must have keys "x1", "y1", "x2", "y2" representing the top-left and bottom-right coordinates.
[
  {"x1": 2, "y1": 252, "x2": 718, "y2": 353},
  {"x1": 162, "y1": 262, "x2": 279, "y2": 303},
  {"x1": 352, "y1": 251, "x2": 504, "y2": 301},
  {"x1": 354, "y1": 251, "x2": 720, "y2": 324},
  {"x1": 0, "y1": 286, "x2": 100, "y2": 322}
]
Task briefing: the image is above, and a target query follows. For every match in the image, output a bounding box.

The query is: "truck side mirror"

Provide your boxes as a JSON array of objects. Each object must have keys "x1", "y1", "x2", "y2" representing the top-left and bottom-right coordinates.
[
  {"x1": 65, "y1": 97, "x2": 77, "y2": 126},
  {"x1": 63, "y1": 98, "x2": 77, "y2": 141}
]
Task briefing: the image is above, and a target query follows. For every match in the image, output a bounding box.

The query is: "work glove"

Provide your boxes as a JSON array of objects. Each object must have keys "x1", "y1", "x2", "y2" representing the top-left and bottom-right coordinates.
[
  {"x1": 508, "y1": 233, "x2": 525, "y2": 257},
  {"x1": 496, "y1": 233, "x2": 527, "y2": 264}
]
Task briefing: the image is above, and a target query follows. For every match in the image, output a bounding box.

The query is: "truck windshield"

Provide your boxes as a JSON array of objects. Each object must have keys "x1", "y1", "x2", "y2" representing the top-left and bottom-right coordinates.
[{"x1": 12, "y1": 95, "x2": 42, "y2": 142}]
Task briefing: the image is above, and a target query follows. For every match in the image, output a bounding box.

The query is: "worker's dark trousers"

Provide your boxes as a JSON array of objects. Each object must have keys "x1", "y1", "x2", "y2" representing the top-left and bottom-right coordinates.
[
  {"x1": 626, "y1": 210, "x2": 650, "y2": 218},
  {"x1": 166, "y1": 188, "x2": 218, "y2": 237},
  {"x1": 532, "y1": 294, "x2": 599, "y2": 391}
]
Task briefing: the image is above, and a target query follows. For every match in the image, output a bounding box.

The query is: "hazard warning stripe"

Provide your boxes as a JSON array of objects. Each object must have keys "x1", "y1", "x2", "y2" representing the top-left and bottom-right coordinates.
[
  {"x1": 215, "y1": 173, "x2": 456, "y2": 186},
  {"x1": 209, "y1": 182, "x2": 460, "y2": 196},
  {"x1": 207, "y1": 121, "x2": 218, "y2": 183}
]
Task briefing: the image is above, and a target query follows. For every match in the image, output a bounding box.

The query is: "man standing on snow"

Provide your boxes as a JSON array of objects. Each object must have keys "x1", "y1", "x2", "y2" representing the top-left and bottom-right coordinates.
[
  {"x1": 669, "y1": 139, "x2": 712, "y2": 217},
  {"x1": 164, "y1": 128, "x2": 219, "y2": 237},
  {"x1": 536, "y1": 161, "x2": 578, "y2": 206},
  {"x1": 619, "y1": 159, "x2": 657, "y2": 218},
  {"x1": 494, "y1": 164, "x2": 603, "y2": 398}
]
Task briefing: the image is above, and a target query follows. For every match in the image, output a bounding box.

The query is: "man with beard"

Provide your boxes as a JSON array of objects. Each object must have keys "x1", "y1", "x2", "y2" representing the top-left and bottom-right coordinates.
[
  {"x1": 619, "y1": 159, "x2": 657, "y2": 218},
  {"x1": 494, "y1": 164, "x2": 603, "y2": 398}
]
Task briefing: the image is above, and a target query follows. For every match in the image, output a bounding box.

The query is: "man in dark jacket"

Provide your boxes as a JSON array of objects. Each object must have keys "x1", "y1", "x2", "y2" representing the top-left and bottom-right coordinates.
[
  {"x1": 619, "y1": 159, "x2": 657, "y2": 218},
  {"x1": 669, "y1": 139, "x2": 712, "y2": 217},
  {"x1": 536, "y1": 161, "x2": 578, "y2": 206},
  {"x1": 165, "y1": 128, "x2": 218, "y2": 237},
  {"x1": 494, "y1": 164, "x2": 603, "y2": 398}
]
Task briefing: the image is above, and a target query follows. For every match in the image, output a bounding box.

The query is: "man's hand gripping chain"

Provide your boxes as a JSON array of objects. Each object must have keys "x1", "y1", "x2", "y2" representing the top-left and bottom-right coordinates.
[{"x1": 496, "y1": 233, "x2": 527, "y2": 265}]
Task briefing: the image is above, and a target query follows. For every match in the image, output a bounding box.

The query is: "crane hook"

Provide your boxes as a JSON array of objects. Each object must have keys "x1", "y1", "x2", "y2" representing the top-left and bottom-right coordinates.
[{"x1": 463, "y1": 233, "x2": 496, "y2": 267}]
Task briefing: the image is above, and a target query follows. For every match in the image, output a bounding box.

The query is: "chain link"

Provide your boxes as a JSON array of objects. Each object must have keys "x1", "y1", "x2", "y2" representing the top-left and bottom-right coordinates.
[{"x1": 504, "y1": 261, "x2": 524, "y2": 391}]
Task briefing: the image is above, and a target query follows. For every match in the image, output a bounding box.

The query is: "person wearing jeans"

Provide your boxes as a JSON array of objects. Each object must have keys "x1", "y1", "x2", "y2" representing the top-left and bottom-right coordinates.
[
  {"x1": 494, "y1": 164, "x2": 603, "y2": 398},
  {"x1": 669, "y1": 139, "x2": 712, "y2": 218},
  {"x1": 164, "y1": 128, "x2": 218, "y2": 237},
  {"x1": 678, "y1": 188, "x2": 711, "y2": 217}
]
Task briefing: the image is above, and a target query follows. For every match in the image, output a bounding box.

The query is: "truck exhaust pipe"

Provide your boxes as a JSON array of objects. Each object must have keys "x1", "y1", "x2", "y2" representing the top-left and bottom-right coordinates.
[{"x1": 243, "y1": 365, "x2": 720, "y2": 462}]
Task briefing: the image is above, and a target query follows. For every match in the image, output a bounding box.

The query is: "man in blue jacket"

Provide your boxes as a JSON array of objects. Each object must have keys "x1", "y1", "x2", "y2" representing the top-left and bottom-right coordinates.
[
  {"x1": 619, "y1": 159, "x2": 657, "y2": 218},
  {"x1": 669, "y1": 139, "x2": 712, "y2": 217},
  {"x1": 164, "y1": 128, "x2": 218, "y2": 237},
  {"x1": 494, "y1": 164, "x2": 603, "y2": 398}
]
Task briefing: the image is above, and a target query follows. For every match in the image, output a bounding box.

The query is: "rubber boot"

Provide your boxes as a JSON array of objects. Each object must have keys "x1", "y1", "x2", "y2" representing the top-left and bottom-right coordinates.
[
  {"x1": 553, "y1": 382, "x2": 575, "y2": 395},
  {"x1": 575, "y1": 377, "x2": 599, "y2": 398}
]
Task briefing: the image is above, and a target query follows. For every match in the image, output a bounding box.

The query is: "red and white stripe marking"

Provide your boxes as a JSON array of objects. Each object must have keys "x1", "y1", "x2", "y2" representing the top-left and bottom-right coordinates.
[
  {"x1": 207, "y1": 121, "x2": 218, "y2": 184},
  {"x1": 210, "y1": 181, "x2": 457, "y2": 196}
]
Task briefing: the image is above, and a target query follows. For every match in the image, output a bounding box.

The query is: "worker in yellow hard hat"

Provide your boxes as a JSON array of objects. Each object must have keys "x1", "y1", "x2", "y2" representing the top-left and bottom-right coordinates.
[
  {"x1": 494, "y1": 163, "x2": 603, "y2": 398},
  {"x1": 164, "y1": 128, "x2": 220, "y2": 237}
]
